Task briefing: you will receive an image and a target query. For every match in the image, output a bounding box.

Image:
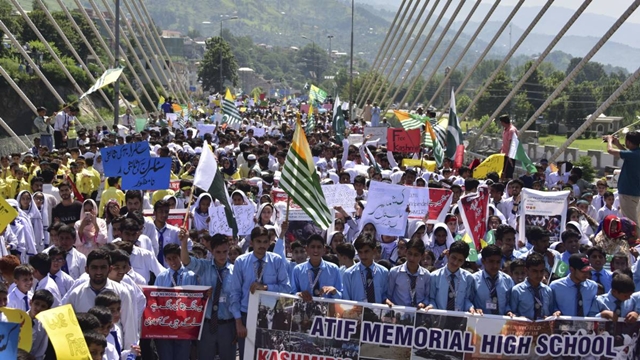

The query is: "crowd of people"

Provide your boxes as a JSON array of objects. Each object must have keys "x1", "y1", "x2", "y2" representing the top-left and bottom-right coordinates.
[{"x1": 0, "y1": 94, "x2": 639, "y2": 360}]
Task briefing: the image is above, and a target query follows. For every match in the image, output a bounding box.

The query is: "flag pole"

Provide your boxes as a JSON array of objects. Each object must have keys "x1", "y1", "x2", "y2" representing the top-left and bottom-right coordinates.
[
  {"x1": 285, "y1": 195, "x2": 291, "y2": 223},
  {"x1": 183, "y1": 189, "x2": 194, "y2": 227}
]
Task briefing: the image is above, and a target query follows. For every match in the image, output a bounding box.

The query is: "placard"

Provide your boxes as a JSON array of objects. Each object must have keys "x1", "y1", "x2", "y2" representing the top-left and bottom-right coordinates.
[
  {"x1": 0, "y1": 307, "x2": 31, "y2": 351},
  {"x1": 402, "y1": 159, "x2": 437, "y2": 172},
  {"x1": 407, "y1": 186, "x2": 430, "y2": 220},
  {"x1": 143, "y1": 209, "x2": 190, "y2": 229},
  {"x1": 0, "y1": 322, "x2": 20, "y2": 358},
  {"x1": 169, "y1": 180, "x2": 181, "y2": 192},
  {"x1": 121, "y1": 157, "x2": 172, "y2": 190},
  {"x1": 321, "y1": 184, "x2": 357, "y2": 211},
  {"x1": 458, "y1": 186, "x2": 490, "y2": 250},
  {"x1": 141, "y1": 285, "x2": 211, "y2": 340},
  {"x1": 0, "y1": 197, "x2": 18, "y2": 234},
  {"x1": 196, "y1": 124, "x2": 216, "y2": 136},
  {"x1": 209, "y1": 206, "x2": 233, "y2": 236},
  {"x1": 233, "y1": 204, "x2": 256, "y2": 236},
  {"x1": 428, "y1": 188, "x2": 453, "y2": 224},
  {"x1": 519, "y1": 188, "x2": 569, "y2": 244},
  {"x1": 387, "y1": 128, "x2": 421, "y2": 153},
  {"x1": 100, "y1": 141, "x2": 150, "y2": 177},
  {"x1": 348, "y1": 134, "x2": 363, "y2": 145},
  {"x1": 36, "y1": 304, "x2": 90, "y2": 359},
  {"x1": 363, "y1": 126, "x2": 388, "y2": 144},
  {"x1": 252, "y1": 127, "x2": 266, "y2": 137},
  {"x1": 360, "y1": 181, "x2": 410, "y2": 236}
]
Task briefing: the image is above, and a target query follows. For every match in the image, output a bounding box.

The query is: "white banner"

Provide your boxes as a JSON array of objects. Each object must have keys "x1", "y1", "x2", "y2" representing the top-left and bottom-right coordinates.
[
  {"x1": 519, "y1": 188, "x2": 570, "y2": 244},
  {"x1": 321, "y1": 184, "x2": 357, "y2": 211},
  {"x1": 360, "y1": 181, "x2": 410, "y2": 236},
  {"x1": 233, "y1": 204, "x2": 255, "y2": 236},
  {"x1": 407, "y1": 186, "x2": 430, "y2": 220},
  {"x1": 363, "y1": 126, "x2": 388, "y2": 144},
  {"x1": 208, "y1": 206, "x2": 232, "y2": 236}
]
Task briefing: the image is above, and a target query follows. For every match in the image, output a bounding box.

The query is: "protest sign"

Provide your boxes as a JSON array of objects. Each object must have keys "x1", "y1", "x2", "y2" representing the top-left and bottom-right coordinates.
[
  {"x1": 36, "y1": 304, "x2": 90, "y2": 359},
  {"x1": 520, "y1": 188, "x2": 569, "y2": 244},
  {"x1": 169, "y1": 180, "x2": 181, "y2": 192},
  {"x1": 135, "y1": 118, "x2": 146, "y2": 133},
  {"x1": 428, "y1": 188, "x2": 453, "y2": 224},
  {"x1": 300, "y1": 104, "x2": 310, "y2": 113},
  {"x1": 361, "y1": 181, "x2": 410, "y2": 236},
  {"x1": 141, "y1": 285, "x2": 211, "y2": 340},
  {"x1": 121, "y1": 157, "x2": 172, "y2": 190},
  {"x1": 363, "y1": 126, "x2": 388, "y2": 144},
  {"x1": 387, "y1": 128, "x2": 421, "y2": 153},
  {"x1": 234, "y1": 204, "x2": 256, "y2": 236},
  {"x1": 321, "y1": 184, "x2": 357, "y2": 211},
  {"x1": 0, "y1": 307, "x2": 31, "y2": 351},
  {"x1": 196, "y1": 124, "x2": 216, "y2": 136},
  {"x1": 407, "y1": 186, "x2": 430, "y2": 220},
  {"x1": 252, "y1": 127, "x2": 266, "y2": 137},
  {"x1": 143, "y1": 209, "x2": 190, "y2": 229},
  {"x1": 166, "y1": 113, "x2": 178, "y2": 124},
  {"x1": 209, "y1": 205, "x2": 233, "y2": 236},
  {"x1": 348, "y1": 134, "x2": 363, "y2": 145},
  {"x1": 0, "y1": 321, "x2": 20, "y2": 358},
  {"x1": 473, "y1": 153, "x2": 505, "y2": 179},
  {"x1": 0, "y1": 197, "x2": 18, "y2": 234},
  {"x1": 458, "y1": 186, "x2": 490, "y2": 251},
  {"x1": 100, "y1": 141, "x2": 150, "y2": 176},
  {"x1": 401, "y1": 159, "x2": 437, "y2": 172},
  {"x1": 244, "y1": 291, "x2": 639, "y2": 360}
]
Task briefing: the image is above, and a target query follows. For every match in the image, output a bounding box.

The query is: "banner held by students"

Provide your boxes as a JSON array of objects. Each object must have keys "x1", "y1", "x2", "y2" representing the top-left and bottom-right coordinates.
[
  {"x1": 141, "y1": 285, "x2": 211, "y2": 340},
  {"x1": 100, "y1": 141, "x2": 150, "y2": 176},
  {"x1": 387, "y1": 128, "x2": 421, "y2": 153},
  {"x1": 360, "y1": 181, "x2": 410, "y2": 236},
  {"x1": 408, "y1": 186, "x2": 430, "y2": 220},
  {"x1": 428, "y1": 188, "x2": 453, "y2": 224},
  {"x1": 121, "y1": 157, "x2": 172, "y2": 190},
  {"x1": 520, "y1": 188, "x2": 570, "y2": 244},
  {"x1": 36, "y1": 304, "x2": 90, "y2": 359},
  {"x1": 458, "y1": 186, "x2": 490, "y2": 251}
]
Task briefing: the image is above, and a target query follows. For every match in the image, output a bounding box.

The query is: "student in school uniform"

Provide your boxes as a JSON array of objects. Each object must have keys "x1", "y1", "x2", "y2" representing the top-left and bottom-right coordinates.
[
  {"x1": 597, "y1": 191, "x2": 620, "y2": 223},
  {"x1": 153, "y1": 243, "x2": 198, "y2": 360},
  {"x1": 153, "y1": 200, "x2": 187, "y2": 266},
  {"x1": 28, "y1": 253, "x2": 62, "y2": 307},
  {"x1": 592, "y1": 271, "x2": 639, "y2": 323},
  {"x1": 588, "y1": 246, "x2": 613, "y2": 293},
  {"x1": 517, "y1": 226, "x2": 560, "y2": 273},
  {"x1": 426, "y1": 241, "x2": 476, "y2": 313},
  {"x1": 7, "y1": 264, "x2": 34, "y2": 311},
  {"x1": 291, "y1": 234, "x2": 343, "y2": 301},
  {"x1": 88, "y1": 306, "x2": 119, "y2": 360},
  {"x1": 47, "y1": 246, "x2": 75, "y2": 294},
  {"x1": 386, "y1": 238, "x2": 430, "y2": 308},
  {"x1": 29, "y1": 289, "x2": 54, "y2": 360},
  {"x1": 510, "y1": 253, "x2": 559, "y2": 320},
  {"x1": 336, "y1": 243, "x2": 356, "y2": 277},
  {"x1": 550, "y1": 253, "x2": 599, "y2": 317},
  {"x1": 342, "y1": 233, "x2": 389, "y2": 304},
  {"x1": 471, "y1": 245, "x2": 515, "y2": 316},
  {"x1": 288, "y1": 241, "x2": 308, "y2": 280},
  {"x1": 95, "y1": 290, "x2": 141, "y2": 360},
  {"x1": 43, "y1": 225, "x2": 87, "y2": 280},
  {"x1": 116, "y1": 218, "x2": 165, "y2": 283},
  {"x1": 228, "y1": 226, "x2": 291, "y2": 360}
]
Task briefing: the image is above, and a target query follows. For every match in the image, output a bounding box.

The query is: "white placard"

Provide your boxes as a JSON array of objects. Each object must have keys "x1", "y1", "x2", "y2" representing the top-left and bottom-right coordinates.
[
  {"x1": 360, "y1": 181, "x2": 410, "y2": 236},
  {"x1": 208, "y1": 206, "x2": 233, "y2": 236},
  {"x1": 233, "y1": 204, "x2": 256, "y2": 236},
  {"x1": 363, "y1": 126, "x2": 388, "y2": 144},
  {"x1": 348, "y1": 134, "x2": 363, "y2": 145},
  {"x1": 519, "y1": 188, "x2": 569, "y2": 246},
  {"x1": 321, "y1": 184, "x2": 357, "y2": 211},
  {"x1": 408, "y1": 186, "x2": 430, "y2": 220},
  {"x1": 197, "y1": 124, "x2": 217, "y2": 135}
]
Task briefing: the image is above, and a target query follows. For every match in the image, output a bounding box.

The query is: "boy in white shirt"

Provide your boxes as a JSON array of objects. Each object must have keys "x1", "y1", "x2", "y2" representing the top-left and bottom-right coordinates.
[
  {"x1": 47, "y1": 246, "x2": 75, "y2": 294},
  {"x1": 29, "y1": 289, "x2": 54, "y2": 360},
  {"x1": 88, "y1": 306, "x2": 120, "y2": 360},
  {"x1": 7, "y1": 264, "x2": 34, "y2": 311},
  {"x1": 597, "y1": 191, "x2": 620, "y2": 223},
  {"x1": 28, "y1": 253, "x2": 62, "y2": 307}
]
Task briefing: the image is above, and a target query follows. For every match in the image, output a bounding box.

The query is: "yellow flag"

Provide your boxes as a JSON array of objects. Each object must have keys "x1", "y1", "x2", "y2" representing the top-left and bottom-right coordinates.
[
  {"x1": 36, "y1": 304, "x2": 90, "y2": 359},
  {"x1": 0, "y1": 307, "x2": 32, "y2": 351},
  {"x1": 401, "y1": 159, "x2": 437, "y2": 172},
  {"x1": 0, "y1": 197, "x2": 18, "y2": 234},
  {"x1": 472, "y1": 153, "x2": 506, "y2": 179},
  {"x1": 225, "y1": 88, "x2": 235, "y2": 101}
]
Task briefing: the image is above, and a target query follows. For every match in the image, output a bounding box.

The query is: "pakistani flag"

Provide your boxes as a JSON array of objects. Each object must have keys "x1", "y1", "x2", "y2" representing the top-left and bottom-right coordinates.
[
  {"x1": 309, "y1": 85, "x2": 327, "y2": 104},
  {"x1": 508, "y1": 134, "x2": 537, "y2": 174},
  {"x1": 332, "y1": 96, "x2": 346, "y2": 142},
  {"x1": 425, "y1": 120, "x2": 444, "y2": 168},
  {"x1": 222, "y1": 89, "x2": 242, "y2": 129},
  {"x1": 553, "y1": 260, "x2": 569, "y2": 278},
  {"x1": 446, "y1": 88, "x2": 463, "y2": 159}
]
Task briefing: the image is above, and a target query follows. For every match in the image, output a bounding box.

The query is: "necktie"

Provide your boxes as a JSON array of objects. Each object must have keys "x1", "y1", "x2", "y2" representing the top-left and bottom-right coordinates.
[
  {"x1": 447, "y1": 274, "x2": 456, "y2": 311},
  {"x1": 15, "y1": 181, "x2": 20, "y2": 197},
  {"x1": 311, "y1": 267, "x2": 321, "y2": 296},
  {"x1": 156, "y1": 228, "x2": 166, "y2": 265},
  {"x1": 49, "y1": 273, "x2": 56, "y2": 281},
  {"x1": 487, "y1": 276, "x2": 498, "y2": 315},
  {"x1": 110, "y1": 330, "x2": 121, "y2": 355},
  {"x1": 576, "y1": 284, "x2": 584, "y2": 316},
  {"x1": 61, "y1": 261, "x2": 69, "y2": 275},
  {"x1": 614, "y1": 300, "x2": 621, "y2": 317},
  {"x1": 256, "y1": 259, "x2": 264, "y2": 283},
  {"x1": 595, "y1": 272, "x2": 602, "y2": 285},
  {"x1": 365, "y1": 268, "x2": 375, "y2": 303},
  {"x1": 210, "y1": 266, "x2": 224, "y2": 333},
  {"x1": 533, "y1": 287, "x2": 543, "y2": 320},
  {"x1": 172, "y1": 271, "x2": 179, "y2": 286},
  {"x1": 601, "y1": 197, "x2": 605, "y2": 209},
  {"x1": 23, "y1": 295, "x2": 29, "y2": 311},
  {"x1": 408, "y1": 274, "x2": 417, "y2": 307}
]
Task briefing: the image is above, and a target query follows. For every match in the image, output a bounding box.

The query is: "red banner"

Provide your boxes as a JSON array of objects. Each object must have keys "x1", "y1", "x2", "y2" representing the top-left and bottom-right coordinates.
[
  {"x1": 143, "y1": 209, "x2": 190, "y2": 229},
  {"x1": 458, "y1": 186, "x2": 490, "y2": 250},
  {"x1": 428, "y1": 188, "x2": 453, "y2": 223},
  {"x1": 141, "y1": 286, "x2": 211, "y2": 340},
  {"x1": 387, "y1": 128, "x2": 421, "y2": 153}
]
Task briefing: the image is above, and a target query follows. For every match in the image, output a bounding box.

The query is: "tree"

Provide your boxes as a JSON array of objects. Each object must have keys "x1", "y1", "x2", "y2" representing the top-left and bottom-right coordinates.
[
  {"x1": 296, "y1": 43, "x2": 329, "y2": 81},
  {"x1": 198, "y1": 36, "x2": 239, "y2": 92},
  {"x1": 187, "y1": 28, "x2": 202, "y2": 39},
  {"x1": 565, "y1": 82, "x2": 596, "y2": 129},
  {"x1": 472, "y1": 71, "x2": 512, "y2": 119}
]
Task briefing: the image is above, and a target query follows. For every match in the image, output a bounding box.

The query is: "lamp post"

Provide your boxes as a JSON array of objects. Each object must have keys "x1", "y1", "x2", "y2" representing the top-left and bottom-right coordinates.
[
  {"x1": 219, "y1": 16, "x2": 238, "y2": 92},
  {"x1": 113, "y1": 0, "x2": 120, "y2": 125},
  {"x1": 301, "y1": 35, "x2": 316, "y2": 80},
  {"x1": 327, "y1": 35, "x2": 334, "y2": 62},
  {"x1": 349, "y1": 0, "x2": 354, "y2": 121}
]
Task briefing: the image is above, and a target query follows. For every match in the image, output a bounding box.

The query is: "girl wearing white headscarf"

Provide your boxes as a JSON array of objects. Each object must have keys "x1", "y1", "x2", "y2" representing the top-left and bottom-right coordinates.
[
  {"x1": 567, "y1": 220, "x2": 592, "y2": 246},
  {"x1": 33, "y1": 192, "x2": 50, "y2": 250},
  {"x1": 231, "y1": 190, "x2": 257, "y2": 212},
  {"x1": 6, "y1": 198, "x2": 36, "y2": 264},
  {"x1": 255, "y1": 202, "x2": 279, "y2": 227},
  {"x1": 17, "y1": 190, "x2": 44, "y2": 253},
  {"x1": 424, "y1": 222, "x2": 455, "y2": 269},
  {"x1": 74, "y1": 199, "x2": 108, "y2": 256},
  {"x1": 191, "y1": 193, "x2": 213, "y2": 232}
]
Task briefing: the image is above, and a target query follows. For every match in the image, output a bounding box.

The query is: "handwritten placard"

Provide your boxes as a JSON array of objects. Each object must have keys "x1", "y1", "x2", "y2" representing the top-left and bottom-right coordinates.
[
  {"x1": 196, "y1": 124, "x2": 217, "y2": 136},
  {"x1": 360, "y1": 181, "x2": 410, "y2": 236},
  {"x1": 321, "y1": 184, "x2": 357, "y2": 211},
  {"x1": 233, "y1": 204, "x2": 256, "y2": 236},
  {"x1": 100, "y1": 141, "x2": 150, "y2": 176},
  {"x1": 348, "y1": 134, "x2": 363, "y2": 145},
  {"x1": 121, "y1": 157, "x2": 172, "y2": 190},
  {"x1": 0, "y1": 307, "x2": 31, "y2": 351},
  {"x1": 141, "y1": 286, "x2": 211, "y2": 340},
  {"x1": 407, "y1": 186, "x2": 430, "y2": 220},
  {"x1": 209, "y1": 206, "x2": 233, "y2": 236},
  {"x1": 0, "y1": 322, "x2": 20, "y2": 358},
  {"x1": 0, "y1": 197, "x2": 18, "y2": 234},
  {"x1": 363, "y1": 126, "x2": 388, "y2": 144},
  {"x1": 36, "y1": 304, "x2": 90, "y2": 359},
  {"x1": 387, "y1": 128, "x2": 421, "y2": 153}
]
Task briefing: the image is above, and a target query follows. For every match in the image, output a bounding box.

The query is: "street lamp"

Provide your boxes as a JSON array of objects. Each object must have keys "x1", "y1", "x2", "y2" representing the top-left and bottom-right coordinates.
[
  {"x1": 113, "y1": 0, "x2": 121, "y2": 125},
  {"x1": 349, "y1": 0, "x2": 354, "y2": 121},
  {"x1": 219, "y1": 16, "x2": 238, "y2": 92},
  {"x1": 327, "y1": 35, "x2": 334, "y2": 62},
  {"x1": 301, "y1": 35, "x2": 316, "y2": 80}
]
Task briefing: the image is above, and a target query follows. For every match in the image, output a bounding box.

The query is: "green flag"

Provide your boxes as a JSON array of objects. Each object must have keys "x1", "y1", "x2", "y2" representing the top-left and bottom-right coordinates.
[
  {"x1": 508, "y1": 134, "x2": 537, "y2": 174},
  {"x1": 309, "y1": 85, "x2": 327, "y2": 103},
  {"x1": 446, "y1": 88, "x2": 463, "y2": 159},
  {"x1": 553, "y1": 260, "x2": 569, "y2": 278}
]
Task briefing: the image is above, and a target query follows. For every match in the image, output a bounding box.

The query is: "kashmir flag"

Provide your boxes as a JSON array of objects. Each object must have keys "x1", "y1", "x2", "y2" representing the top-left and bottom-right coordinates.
[
  {"x1": 222, "y1": 89, "x2": 242, "y2": 129},
  {"x1": 309, "y1": 85, "x2": 327, "y2": 103},
  {"x1": 508, "y1": 134, "x2": 537, "y2": 174},
  {"x1": 332, "y1": 96, "x2": 345, "y2": 142},
  {"x1": 79, "y1": 67, "x2": 124, "y2": 99},
  {"x1": 553, "y1": 259, "x2": 569, "y2": 278},
  {"x1": 446, "y1": 88, "x2": 463, "y2": 159},
  {"x1": 193, "y1": 142, "x2": 238, "y2": 235},
  {"x1": 424, "y1": 120, "x2": 444, "y2": 167},
  {"x1": 280, "y1": 119, "x2": 332, "y2": 230},
  {"x1": 393, "y1": 110, "x2": 424, "y2": 130},
  {"x1": 305, "y1": 104, "x2": 315, "y2": 133}
]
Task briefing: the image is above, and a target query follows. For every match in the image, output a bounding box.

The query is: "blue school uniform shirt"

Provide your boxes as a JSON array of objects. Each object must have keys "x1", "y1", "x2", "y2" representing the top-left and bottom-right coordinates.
[
  {"x1": 509, "y1": 279, "x2": 553, "y2": 320},
  {"x1": 185, "y1": 257, "x2": 234, "y2": 320},
  {"x1": 153, "y1": 266, "x2": 199, "y2": 287},
  {"x1": 228, "y1": 252, "x2": 291, "y2": 319},
  {"x1": 591, "y1": 269, "x2": 613, "y2": 293},
  {"x1": 387, "y1": 263, "x2": 430, "y2": 307},
  {"x1": 428, "y1": 266, "x2": 474, "y2": 312},
  {"x1": 342, "y1": 262, "x2": 389, "y2": 303},
  {"x1": 593, "y1": 291, "x2": 640, "y2": 317},
  {"x1": 550, "y1": 277, "x2": 599, "y2": 316},
  {"x1": 290, "y1": 260, "x2": 343, "y2": 299},
  {"x1": 471, "y1": 270, "x2": 514, "y2": 315}
]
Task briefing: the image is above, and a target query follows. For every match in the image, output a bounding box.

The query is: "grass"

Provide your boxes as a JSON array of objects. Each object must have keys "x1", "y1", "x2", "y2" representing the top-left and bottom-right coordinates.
[{"x1": 537, "y1": 135, "x2": 607, "y2": 152}]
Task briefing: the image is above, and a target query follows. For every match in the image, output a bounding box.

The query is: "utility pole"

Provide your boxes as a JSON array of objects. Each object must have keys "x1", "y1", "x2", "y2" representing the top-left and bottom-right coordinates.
[{"x1": 114, "y1": 0, "x2": 121, "y2": 125}]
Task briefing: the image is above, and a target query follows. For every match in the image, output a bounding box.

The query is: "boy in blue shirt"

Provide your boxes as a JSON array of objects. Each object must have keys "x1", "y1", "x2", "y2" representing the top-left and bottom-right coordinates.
[
  {"x1": 343, "y1": 233, "x2": 389, "y2": 303},
  {"x1": 510, "y1": 253, "x2": 559, "y2": 320},
  {"x1": 588, "y1": 246, "x2": 612, "y2": 292},
  {"x1": 154, "y1": 243, "x2": 199, "y2": 360},
  {"x1": 550, "y1": 253, "x2": 599, "y2": 317},
  {"x1": 426, "y1": 241, "x2": 476, "y2": 313},
  {"x1": 291, "y1": 234, "x2": 342, "y2": 300},
  {"x1": 592, "y1": 271, "x2": 639, "y2": 323},
  {"x1": 386, "y1": 238, "x2": 430, "y2": 308},
  {"x1": 471, "y1": 245, "x2": 514, "y2": 316}
]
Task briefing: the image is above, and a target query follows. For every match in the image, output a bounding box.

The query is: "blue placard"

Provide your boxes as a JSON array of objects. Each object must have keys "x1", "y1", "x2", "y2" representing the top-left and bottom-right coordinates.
[
  {"x1": 121, "y1": 157, "x2": 172, "y2": 190},
  {"x1": 0, "y1": 321, "x2": 20, "y2": 359},
  {"x1": 100, "y1": 141, "x2": 150, "y2": 177}
]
